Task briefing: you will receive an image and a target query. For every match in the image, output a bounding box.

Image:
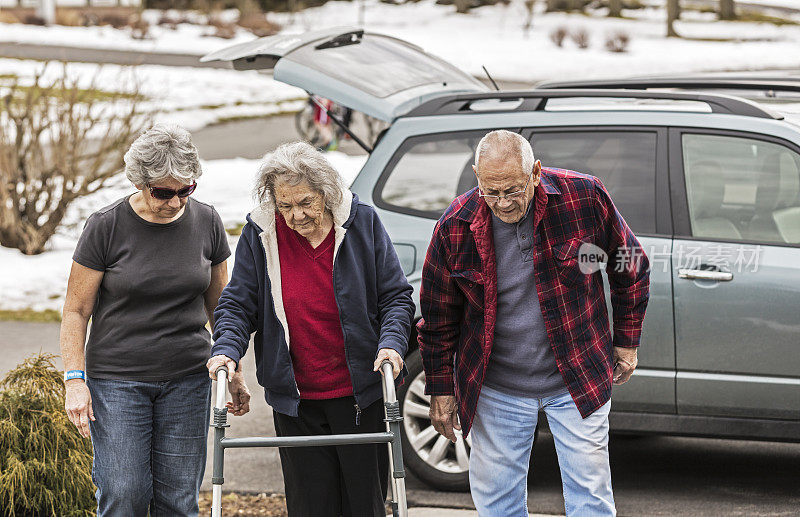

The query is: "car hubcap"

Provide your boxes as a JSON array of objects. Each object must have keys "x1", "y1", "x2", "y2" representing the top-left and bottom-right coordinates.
[{"x1": 402, "y1": 371, "x2": 472, "y2": 474}]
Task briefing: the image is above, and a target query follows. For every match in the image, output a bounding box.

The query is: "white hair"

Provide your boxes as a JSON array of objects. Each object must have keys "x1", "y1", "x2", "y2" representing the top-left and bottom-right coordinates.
[
  {"x1": 255, "y1": 141, "x2": 345, "y2": 211},
  {"x1": 474, "y1": 129, "x2": 534, "y2": 174},
  {"x1": 124, "y1": 124, "x2": 202, "y2": 186}
]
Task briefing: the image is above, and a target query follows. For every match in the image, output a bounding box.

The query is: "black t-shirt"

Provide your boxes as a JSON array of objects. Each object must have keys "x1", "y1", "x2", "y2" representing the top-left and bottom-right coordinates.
[{"x1": 73, "y1": 195, "x2": 231, "y2": 381}]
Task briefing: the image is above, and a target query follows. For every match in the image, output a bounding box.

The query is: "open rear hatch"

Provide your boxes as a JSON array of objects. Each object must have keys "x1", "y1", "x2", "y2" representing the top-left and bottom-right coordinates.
[{"x1": 201, "y1": 27, "x2": 488, "y2": 123}]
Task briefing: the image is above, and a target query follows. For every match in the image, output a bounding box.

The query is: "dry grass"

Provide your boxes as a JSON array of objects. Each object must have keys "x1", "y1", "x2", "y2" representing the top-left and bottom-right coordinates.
[
  {"x1": 0, "y1": 309, "x2": 62, "y2": 323},
  {"x1": 198, "y1": 492, "x2": 288, "y2": 516}
]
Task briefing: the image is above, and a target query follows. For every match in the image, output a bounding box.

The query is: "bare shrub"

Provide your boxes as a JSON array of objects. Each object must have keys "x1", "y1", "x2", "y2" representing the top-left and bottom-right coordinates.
[
  {"x1": 213, "y1": 23, "x2": 237, "y2": 39},
  {"x1": 237, "y1": 13, "x2": 281, "y2": 37},
  {"x1": 0, "y1": 65, "x2": 148, "y2": 255},
  {"x1": 571, "y1": 27, "x2": 590, "y2": 49},
  {"x1": 97, "y1": 13, "x2": 128, "y2": 29},
  {"x1": 605, "y1": 31, "x2": 630, "y2": 52},
  {"x1": 158, "y1": 13, "x2": 182, "y2": 30},
  {"x1": 22, "y1": 14, "x2": 47, "y2": 26},
  {"x1": 550, "y1": 26, "x2": 568, "y2": 47},
  {"x1": 129, "y1": 15, "x2": 150, "y2": 40},
  {"x1": 55, "y1": 9, "x2": 83, "y2": 27}
]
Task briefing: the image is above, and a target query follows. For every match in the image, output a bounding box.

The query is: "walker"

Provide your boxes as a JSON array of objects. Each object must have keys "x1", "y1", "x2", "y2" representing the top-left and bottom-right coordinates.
[{"x1": 210, "y1": 362, "x2": 408, "y2": 517}]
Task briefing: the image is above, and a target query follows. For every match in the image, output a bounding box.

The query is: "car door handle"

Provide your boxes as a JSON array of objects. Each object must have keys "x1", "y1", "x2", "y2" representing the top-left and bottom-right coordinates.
[{"x1": 678, "y1": 269, "x2": 734, "y2": 282}]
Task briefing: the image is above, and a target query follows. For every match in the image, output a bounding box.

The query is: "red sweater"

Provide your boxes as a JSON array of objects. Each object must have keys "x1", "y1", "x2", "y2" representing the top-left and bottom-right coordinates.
[{"x1": 276, "y1": 214, "x2": 352, "y2": 399}]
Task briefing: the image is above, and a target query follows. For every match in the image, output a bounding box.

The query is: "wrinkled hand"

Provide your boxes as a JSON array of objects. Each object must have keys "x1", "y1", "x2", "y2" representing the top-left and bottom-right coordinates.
[
  {"x1": 206, "y1": 354, "x2": 236, "y2": 381},
  {"x1": 65, "y1": 380, "x2": 95, "y2": 439},
  {"x1": 613, "y1": 346, "x2": 638, "y2": 385},
  {"x1": 226, "y1": 367, "x2": 251, "y2": 416},
  {"x1": 430, "y1": 395, "x2": 461, "y2": 443},
  {"x1": 373, "y1": 348, "x2": 403, "y2": 379}
]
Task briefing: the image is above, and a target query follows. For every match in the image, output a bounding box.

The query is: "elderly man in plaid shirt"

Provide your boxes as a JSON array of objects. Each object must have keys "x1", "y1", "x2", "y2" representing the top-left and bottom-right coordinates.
[{"x1": 417, "y1": 130, "x2": 650, "y2": 516}]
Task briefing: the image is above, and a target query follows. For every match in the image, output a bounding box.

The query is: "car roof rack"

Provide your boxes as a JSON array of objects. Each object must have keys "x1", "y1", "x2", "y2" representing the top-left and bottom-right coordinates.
[
  {"x1": 536, "y1": 77, "x2": 800, "y2": 96},
  {"x1": 404, "y1": 89, "x2": 782, "y2": 120}
]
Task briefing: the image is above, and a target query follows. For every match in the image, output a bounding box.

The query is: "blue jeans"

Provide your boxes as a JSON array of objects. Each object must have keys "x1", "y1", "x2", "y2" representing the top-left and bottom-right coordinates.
[
  {"x1": 469, "y1": 385, "x2": 615, "y2": 517},
  {"x1": 87, "y1": 371, "x2": 211, "y2": 517}
]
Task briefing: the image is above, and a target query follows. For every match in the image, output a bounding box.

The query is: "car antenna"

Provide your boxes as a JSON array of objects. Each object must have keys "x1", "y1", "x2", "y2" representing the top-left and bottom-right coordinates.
[{"x1": 482, "y1": 65, "x2": 500, "y2": 91}]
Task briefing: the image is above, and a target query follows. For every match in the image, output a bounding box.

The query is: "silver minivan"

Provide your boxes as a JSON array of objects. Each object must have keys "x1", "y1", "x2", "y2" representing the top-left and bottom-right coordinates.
[{"x1": 204, "y1": 29, "x2": 800, "y2": 491}]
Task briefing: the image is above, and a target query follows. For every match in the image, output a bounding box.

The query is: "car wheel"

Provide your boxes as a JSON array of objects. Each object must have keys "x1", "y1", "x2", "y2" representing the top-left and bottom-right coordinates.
[{"x1": 398, "y1": 350, "x2": 471, "y2": 492}]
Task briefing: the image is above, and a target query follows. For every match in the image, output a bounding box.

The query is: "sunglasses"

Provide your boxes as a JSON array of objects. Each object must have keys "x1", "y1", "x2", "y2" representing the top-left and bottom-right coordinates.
[{"x1": 148, "y1": 182, "x2": 197, "y2": 200}]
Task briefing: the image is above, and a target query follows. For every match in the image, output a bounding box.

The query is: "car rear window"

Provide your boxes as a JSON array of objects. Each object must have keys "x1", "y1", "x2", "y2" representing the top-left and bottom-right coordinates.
[{"x1": 375, "y1": 132, "x2": 483, "y2": 218}]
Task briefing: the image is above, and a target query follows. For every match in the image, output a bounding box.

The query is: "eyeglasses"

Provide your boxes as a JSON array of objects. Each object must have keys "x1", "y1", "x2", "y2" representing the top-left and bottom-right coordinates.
[
  {"x1": 478, "y1": 172, "x2": 534, "y2": 205},
  {"x1": 148, "y1": 182, "x2": 197, "y2": 200}
]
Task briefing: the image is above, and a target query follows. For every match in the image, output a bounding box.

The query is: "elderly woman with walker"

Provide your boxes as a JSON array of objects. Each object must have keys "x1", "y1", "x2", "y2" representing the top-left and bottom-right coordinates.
[{"x1": 207, "y1": 141, "x2": 414, "y2": 517}]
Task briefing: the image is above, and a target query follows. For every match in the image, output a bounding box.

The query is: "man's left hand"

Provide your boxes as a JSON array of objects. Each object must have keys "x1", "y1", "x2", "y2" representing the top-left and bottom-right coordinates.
[
  {"x1": 374, "y1": 348, "x2": 403, "y2": 379},
  {"x1": 612, "y1": 346, "x2": 638, "y2": 385},
  {"x1": 226, "y1": 367, "x2": 252, "y2": 416}
]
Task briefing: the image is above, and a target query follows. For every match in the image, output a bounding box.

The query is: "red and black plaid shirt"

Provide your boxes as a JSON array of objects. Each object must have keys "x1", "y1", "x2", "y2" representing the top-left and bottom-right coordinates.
[{"x1": 417, "y1": 168, "x2": 650, "y2": 437}]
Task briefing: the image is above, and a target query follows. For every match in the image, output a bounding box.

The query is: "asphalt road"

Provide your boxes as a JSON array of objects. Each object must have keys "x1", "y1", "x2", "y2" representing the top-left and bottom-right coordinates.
[{"x1": 3, "y1": 321, "x2": 799, "y2": 516}]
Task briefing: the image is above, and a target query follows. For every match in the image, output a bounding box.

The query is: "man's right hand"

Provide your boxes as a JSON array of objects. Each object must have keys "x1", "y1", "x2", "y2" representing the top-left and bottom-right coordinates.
[
  {"x1": 430, "y1": 395, "x2": 461, "y2": 443},
  {"x1": 206, "y1": 354, "x2": 237, "y2": 381},
  {"x1": 65, "y1": 380, "x2": 94, "y2": 439}
]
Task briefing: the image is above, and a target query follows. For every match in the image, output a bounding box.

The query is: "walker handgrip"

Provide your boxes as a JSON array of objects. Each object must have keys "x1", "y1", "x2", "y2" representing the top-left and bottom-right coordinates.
[{"x1": 214, "y1": 366, "x2": 229, "y2": 411}]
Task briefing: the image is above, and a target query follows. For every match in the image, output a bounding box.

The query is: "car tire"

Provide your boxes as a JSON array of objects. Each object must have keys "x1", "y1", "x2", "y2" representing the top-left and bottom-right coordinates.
[{"x1": 398, "y1": 349, "x2": 471, "y2": 492}]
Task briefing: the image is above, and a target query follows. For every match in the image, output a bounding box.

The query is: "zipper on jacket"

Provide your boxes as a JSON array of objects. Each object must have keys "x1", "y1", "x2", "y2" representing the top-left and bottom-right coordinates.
[{"x1": 332, "y1": 246, "x2": 361, "y2": 412}]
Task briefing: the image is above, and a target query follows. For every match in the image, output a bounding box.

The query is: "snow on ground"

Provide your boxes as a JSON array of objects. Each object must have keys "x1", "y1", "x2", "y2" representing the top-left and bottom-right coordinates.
[
  {"x1": 0, "y1": 152, "x2": 367, "y2": 312},
  {"x1": 0, "y1": 58, "x2": 306, "y2": 133},
  {"x1": 1, "y1": 1, "x2": 800, "y2": 83}
]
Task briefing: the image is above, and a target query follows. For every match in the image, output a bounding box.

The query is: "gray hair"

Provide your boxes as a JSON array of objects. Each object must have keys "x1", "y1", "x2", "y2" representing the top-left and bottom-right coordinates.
[
  {"x1": 474, "y1": 130, "x2": 534, "y2": 174},
  {"x1": 124, "y1": 124, "x2": 202, "y2": 186},
  {"x1": 255, "y1": 141, "x2": 344, "y2": 211}
]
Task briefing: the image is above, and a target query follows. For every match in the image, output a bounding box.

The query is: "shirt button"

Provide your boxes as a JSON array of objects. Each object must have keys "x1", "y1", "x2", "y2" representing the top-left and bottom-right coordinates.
[{"x1": 521, "y1": 234, "x2": 527, "y2": 239}]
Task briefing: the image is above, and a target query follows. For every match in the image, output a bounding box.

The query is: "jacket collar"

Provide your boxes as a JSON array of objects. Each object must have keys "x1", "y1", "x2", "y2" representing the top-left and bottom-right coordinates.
[{"x1": 248, "y1": 187, "x2": 356, "y2": 236}]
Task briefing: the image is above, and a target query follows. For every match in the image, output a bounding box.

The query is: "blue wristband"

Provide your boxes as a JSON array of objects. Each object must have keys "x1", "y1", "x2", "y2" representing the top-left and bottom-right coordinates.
[{"x1": 64, "y1": 369, "x2": 86, "y2": 381}]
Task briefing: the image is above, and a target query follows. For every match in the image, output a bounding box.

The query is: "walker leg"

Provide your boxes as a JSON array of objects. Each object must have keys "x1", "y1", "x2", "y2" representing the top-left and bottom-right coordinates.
[
  {"x1": 211, "y1": 367, "x2": 230, "y2": 517},
  {"x1": 381, "y1": 361, "x2": 408, "y2": 517}
]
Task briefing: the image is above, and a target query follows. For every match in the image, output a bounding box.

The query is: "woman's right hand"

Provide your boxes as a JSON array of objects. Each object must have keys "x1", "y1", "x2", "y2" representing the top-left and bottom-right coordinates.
[
  {"x1": 206, "y1": 354, "x2": 237, "y2": 381},
  {"x1": 65, "y1": 380, "x2": 95, "y2": 439}
]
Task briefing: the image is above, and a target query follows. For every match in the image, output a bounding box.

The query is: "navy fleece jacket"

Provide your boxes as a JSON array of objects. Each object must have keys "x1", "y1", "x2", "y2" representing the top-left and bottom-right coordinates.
[{"x1": 211, "y1": 192, "x2": 415, "y2": 417}]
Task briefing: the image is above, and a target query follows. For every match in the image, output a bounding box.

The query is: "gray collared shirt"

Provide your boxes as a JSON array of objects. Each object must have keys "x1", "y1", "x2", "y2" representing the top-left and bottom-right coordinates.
[{"x1": 483, "y1": 201, "x2": 567, "y2": 398}]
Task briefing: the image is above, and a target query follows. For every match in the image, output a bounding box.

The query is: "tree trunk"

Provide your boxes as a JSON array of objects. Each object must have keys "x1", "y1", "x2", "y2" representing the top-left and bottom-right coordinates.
[
  {"x1": 719, "y1": 0, "x2": 736, "y2": 20},
  {"x1": 523, "y1": 0, "x2": 536, "y2": 36},
  {"x1": 667, "y1": 0, "x2": 680, "y2": 37},
  {"x1": 608, "y1": 0, "x2": 622, "y2": 18}
]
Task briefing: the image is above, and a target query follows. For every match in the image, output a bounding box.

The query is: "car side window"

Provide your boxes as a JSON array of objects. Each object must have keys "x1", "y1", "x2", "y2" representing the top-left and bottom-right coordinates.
[
  {"x1": 682, "y1": 133, "x2": 800, "y2": 245},
  {"x1": 376, "y1": 133, "x2": 483, "y2": 218},
  {"x1": 530, "y1": 131, "x2": 657, "y2": 234}
]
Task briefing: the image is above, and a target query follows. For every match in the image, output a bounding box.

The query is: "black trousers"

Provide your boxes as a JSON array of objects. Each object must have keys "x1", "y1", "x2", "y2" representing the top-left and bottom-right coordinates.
[{"x1": 273, "y1": 396, "x2": 389, "y2": 517}]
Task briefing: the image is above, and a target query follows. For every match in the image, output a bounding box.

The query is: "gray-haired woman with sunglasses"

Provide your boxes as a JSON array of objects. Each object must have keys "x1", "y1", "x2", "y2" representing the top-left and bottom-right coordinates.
[{"x1": 59, "y1": 123, "x2": 250, "y2": 517}]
